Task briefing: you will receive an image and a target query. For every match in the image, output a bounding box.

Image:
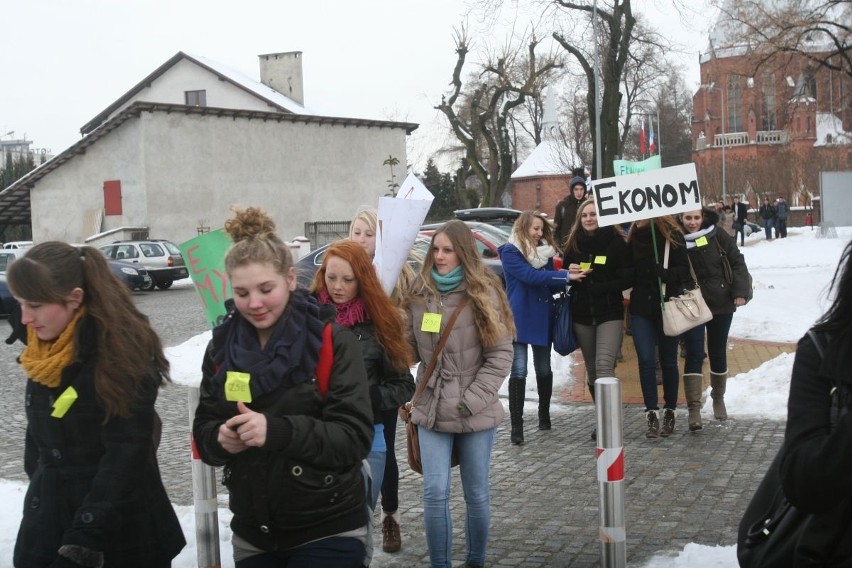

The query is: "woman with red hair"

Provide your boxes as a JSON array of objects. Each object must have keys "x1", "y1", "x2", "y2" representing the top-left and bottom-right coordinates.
[{"x1": 311, "y1": 241, "x2": 415, "y2": 514}]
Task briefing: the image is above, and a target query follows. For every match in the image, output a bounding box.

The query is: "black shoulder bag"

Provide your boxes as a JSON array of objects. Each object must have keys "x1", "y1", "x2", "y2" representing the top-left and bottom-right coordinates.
[{"x1": 737, "y1": 331, "x2": 849, "y2": 567}]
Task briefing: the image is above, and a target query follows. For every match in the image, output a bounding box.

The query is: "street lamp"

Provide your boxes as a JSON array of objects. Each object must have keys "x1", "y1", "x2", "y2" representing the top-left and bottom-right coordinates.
[{"x1": 702, "y1": 82, "x2": 727, "y2": 202}]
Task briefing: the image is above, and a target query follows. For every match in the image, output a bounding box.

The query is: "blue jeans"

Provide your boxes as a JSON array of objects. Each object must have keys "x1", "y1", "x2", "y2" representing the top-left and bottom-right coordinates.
[
  {"x1": 235, "y1": 537, "x2": 365, "y2": 568},
  {"x1": 510, "y1": 342, "x2": 551, "y2": 379},
  {"x1": 379, "y1": 407, "x2": 400, "y2": 513},
  {"x1": 630, "y1": 314, "x2": 680, "y2": 410},
  {"x1": 419, "y1": 426, "x2": 496, "y2": 568},
  {"x1": 763, "y1": 219, "x2": 774, "y2": 239},
  {"x1": 682, "y1": 312, "x2": 734, "y2": 375}
]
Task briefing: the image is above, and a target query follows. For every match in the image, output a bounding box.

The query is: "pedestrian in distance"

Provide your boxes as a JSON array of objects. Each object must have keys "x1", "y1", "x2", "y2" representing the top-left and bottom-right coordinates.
[
  {"x1": 310, "y1": 240, "x2": 415, "y2": 549},
  {"x1": 759, "y1": 197, "x2": 776, "y2": 240},
  {"x1": 678, "y1": 208, "x2": 751, "y2": 431},
  {"x1": 498, "y1": 210, "x2": 587, "y2": 445},
  {"x1": 777, "y1": 238, "x2": 852, "y2": 563},
  {"x1": 193, "y1": 206, "x2": 374, "y2": 568},
  {"x1": 733, "y1": 195, "x2": 749, "y2": 247},
  {"x1": 775, "y1": 196, "x2": 789, "y2": 238},
  {"x1": 627, "y1": 216, "x2": 691, "y2": 438},
  {"x1": 348, "y1": 206, "x2": 415, "y2": 553},
  {"x1": 561, "y1": 199, "x2": 633, "y2": 440},
  {"x1": 404, "y1": 220, "x2": 514, "y2": 568},
  {"x1": 553, "y1": 176, "x2": 589, "y2": 253},
  {"x1": 8, "y1": 241, "x2": 186, "y2": 568}
]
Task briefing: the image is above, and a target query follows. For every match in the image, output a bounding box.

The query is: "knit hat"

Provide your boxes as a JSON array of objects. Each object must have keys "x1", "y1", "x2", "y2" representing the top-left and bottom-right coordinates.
[{"x1": 570, "y1": 176, "x2": 587, "y2": 191}]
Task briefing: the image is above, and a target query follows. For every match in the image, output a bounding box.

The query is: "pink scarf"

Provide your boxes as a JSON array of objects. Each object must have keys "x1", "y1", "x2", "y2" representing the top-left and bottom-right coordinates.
[{"x1": 317, "y1": 288, "x2": 368, "y2": 327}]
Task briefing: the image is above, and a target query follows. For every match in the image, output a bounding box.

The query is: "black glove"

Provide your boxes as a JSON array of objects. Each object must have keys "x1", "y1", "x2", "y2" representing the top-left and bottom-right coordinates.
[
  {"x1": 49, "y1": 557, "x2": 87, "y2": 568},
  {"x1": 457, "y1": 402, "x2": 473, "y2": 417},
  {"x1": 50, "y1": 545, "x2": 104, "y2": 568}
]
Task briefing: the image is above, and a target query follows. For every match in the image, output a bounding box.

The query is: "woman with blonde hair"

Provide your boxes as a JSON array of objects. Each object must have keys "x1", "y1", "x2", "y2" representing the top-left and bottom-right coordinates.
[
  {"x1": 310, "y1": 240, "x2": 414, "y2": 515},
  {"x1": 193, "y1": 206, "x2": 374, "y2": 567},
  {"x1": 406, "y1": 220, "x2": 514, "y2": 568},
  {"x1": 562, "y1": 200, "x2": 632, "y2": 440},
  {"x1": 499, "y1": 210, "x2": 585, "y2": 445},
  {"x1": 627, "y1": 216, "x2": 690, "y2": 438}
]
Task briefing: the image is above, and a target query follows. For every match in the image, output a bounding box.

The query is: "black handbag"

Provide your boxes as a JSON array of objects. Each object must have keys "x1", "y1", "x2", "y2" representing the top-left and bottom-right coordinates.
[
  {"x1": 737, "y1": 331, "x2": 849, "y2": 567},
  {"x1": 552, "y1": 287, "x2": 578, "y2": 356}
]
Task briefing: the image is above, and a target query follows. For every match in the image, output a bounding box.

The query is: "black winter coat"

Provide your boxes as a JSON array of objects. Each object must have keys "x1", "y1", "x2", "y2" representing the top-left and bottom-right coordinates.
[
  {"x1": 554, "y1": 195, "x2": 585, "y2": 250},
  {"x1": 564, "y1": 227, "x2": 633, "y2": 325},
  {"x1": 628, "y1": 226, "x2": 690, "y2": 319},
  {"x1": 349, "y1": 321, "x2": 415, "y2": 424},
  {"x1": 14, "y1": 316, "x2": 185, "y2": 568},
  {"x1": 193, "y1": 312, "x2": 373, "y2": 552},
  {"x1": 780, "y1": 330, "x2": 852, "y2": 564},
  {"x1": 682, "y1": 211, "x2": 751, "y2": 315}
]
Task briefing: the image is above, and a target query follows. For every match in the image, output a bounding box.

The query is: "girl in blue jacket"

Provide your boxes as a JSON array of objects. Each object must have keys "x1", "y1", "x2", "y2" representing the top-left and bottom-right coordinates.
[{"x1": 498, "y1": 211, "x2": 586, "y2": 445}]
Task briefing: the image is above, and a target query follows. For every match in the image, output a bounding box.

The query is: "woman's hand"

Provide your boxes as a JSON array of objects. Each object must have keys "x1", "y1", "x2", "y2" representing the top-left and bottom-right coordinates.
[
  {"x1": 220, "y1": 402, "x2": 268, "y2": 451},
  {"x1": 733, "y1": 297, "x2": 747, "y2": 307},
  {"x1": 565, "y1": 264, "x2": 591, "y2": 282}
]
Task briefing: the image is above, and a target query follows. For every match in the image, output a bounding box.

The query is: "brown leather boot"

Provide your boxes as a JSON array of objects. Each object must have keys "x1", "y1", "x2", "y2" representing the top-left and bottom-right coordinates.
[
  {"x1": 710, "y1": 371, "x2": 728, "y2": 421},
  {"x1": 645, "y1": 410, "x2": 660, "y2": 439},
  {"x1": 382, "y1": 512, "x2": 401, "y2": 553},
  {"x1": 683, "y1": 373, "x2": 704, "y2": 431}
]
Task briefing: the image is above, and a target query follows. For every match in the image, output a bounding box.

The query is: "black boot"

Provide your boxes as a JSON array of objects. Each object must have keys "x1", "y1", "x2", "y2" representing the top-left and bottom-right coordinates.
[
  {"x1": 536, "y1": 373, "x2": 553, "y2": 430},
  {"x1": 508, "y1": 378, "x2": 525, "y2": 445}
]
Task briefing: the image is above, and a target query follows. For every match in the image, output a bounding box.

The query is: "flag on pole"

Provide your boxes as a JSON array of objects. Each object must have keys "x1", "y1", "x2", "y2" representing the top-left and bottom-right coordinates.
[
  {"x1": 639, "y1": 118, "x2": 647, "y2": 155},
  {"x1": 649, "y1": 118, "x2": 656, "y2": 154}
]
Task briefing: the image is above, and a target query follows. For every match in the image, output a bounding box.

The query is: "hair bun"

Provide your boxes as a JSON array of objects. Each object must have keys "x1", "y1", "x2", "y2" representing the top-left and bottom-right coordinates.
[{"x1": 224, "y1": 206, "x2": 277, "y2": 243}]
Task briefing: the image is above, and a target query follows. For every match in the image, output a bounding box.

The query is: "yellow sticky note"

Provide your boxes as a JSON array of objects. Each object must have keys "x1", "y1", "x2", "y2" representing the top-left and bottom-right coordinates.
[
  {"x1": 421, "y1": 312, "x2": 442, "y2": 333},
  {"x1": 51, "y1": 386, "x2": 78, "y2": 418},
  {"x1": 696, "y1": 236, "x2": 709, "y2": 247},
  {"x1": 580, "y1": 262, "x2": 592, "y2": 271},
  {"x1": 594, "y1": 256, "x2": 607, "y2": 265},
  {"x1": 225, "y1": 371, "x2": 252, "y2": 403}
]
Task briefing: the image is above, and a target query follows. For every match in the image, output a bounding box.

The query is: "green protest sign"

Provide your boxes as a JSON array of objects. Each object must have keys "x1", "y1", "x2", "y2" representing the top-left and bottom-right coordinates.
[
  {"x1": 179, "y1": 229, "x2": 232, "y2": 328},
  {"x1": 613, "y1": 155, "x2": 662, "y2": 176}
]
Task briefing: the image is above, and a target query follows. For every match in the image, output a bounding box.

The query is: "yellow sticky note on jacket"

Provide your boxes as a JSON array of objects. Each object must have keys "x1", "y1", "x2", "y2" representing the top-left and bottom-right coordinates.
[
  {"x1": 225, "y1": 372, "x2": 252, "y2": 403},
  {"x1": 51, "y1": 386, "x2": 78, "y2": 418},
  {"x1": 422, "y1": 313, "x2": 442, "y2": 333},
  {"x1": 594, "y1": 256, "x2": 607, "y2": 264},
  {"x1": 696, "y1": 236, "x2": 709, "y2": 247}
]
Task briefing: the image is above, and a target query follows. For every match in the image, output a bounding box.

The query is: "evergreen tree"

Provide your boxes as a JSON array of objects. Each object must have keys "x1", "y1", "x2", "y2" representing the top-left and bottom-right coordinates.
[{"x1": 421, "y1": 158, "x2": 459, "y2": 222}]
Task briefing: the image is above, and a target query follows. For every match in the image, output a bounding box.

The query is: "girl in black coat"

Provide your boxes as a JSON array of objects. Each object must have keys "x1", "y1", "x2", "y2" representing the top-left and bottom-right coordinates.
[
  {"x1": 562, "y1": 200, "x2": 632, "y2": 439},
  {"x1": 7, "y1": 242, "x2": 185, "y2": 568},
  {"x1": 779, "y1": 239, "x2": 852, "y2": 564},
  {"x1": 679, "y1": 207, "x2": 751, "y2": 431},
  {"x1": 627, "y1": 216, "x2": 690, "y2": 438},
  {"x1": 193, "y1": 207, "x2": 374, "y2": 567}
]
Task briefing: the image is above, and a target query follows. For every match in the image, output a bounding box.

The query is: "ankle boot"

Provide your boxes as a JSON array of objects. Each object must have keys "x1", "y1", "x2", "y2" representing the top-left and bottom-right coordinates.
[
  {"x1": 660, "y1": 408, "x2": 676, "y2": 437},
  {"x1": 710, "y1": 371, "x2": 728, "y2": 421},
  {"x1": 645, "y1": 410, "x2": 660, "y2": 439},
  {"x1": 508, "y1": 378, "x2": 525, "y2": 444},
  {"x1": 536, "y1": 373, "x2": 553, "y2": 430},
  {"x1": 683, "y1": 373, "x2": 704, "y2": 431}
]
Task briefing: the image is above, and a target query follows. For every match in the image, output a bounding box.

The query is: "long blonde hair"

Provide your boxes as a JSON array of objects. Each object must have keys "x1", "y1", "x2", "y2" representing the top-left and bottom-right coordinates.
[
  {"x1": 511, "y1": 210, "x2": 557, "y2": 258},
  {"x1": 413, "y1": 220, "x2": 515, "y2": 346}
]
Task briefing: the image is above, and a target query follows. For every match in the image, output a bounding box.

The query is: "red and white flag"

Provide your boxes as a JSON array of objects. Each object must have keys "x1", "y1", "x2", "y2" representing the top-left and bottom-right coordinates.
[
  {"x1": 639, "y1": 118, "x2": 647, "y2": 155},
  {"x1": 649, "y1": 118, "x2": 656, "y2": 154}
]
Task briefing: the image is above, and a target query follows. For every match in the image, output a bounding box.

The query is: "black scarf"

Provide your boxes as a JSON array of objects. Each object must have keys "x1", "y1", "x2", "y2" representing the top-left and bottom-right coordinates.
[
  {"x1": 577, "y1": 226, "x2": 615, "y2": 256},
  {"x1": 210, "y1": 289, "x2": 324, "y2": 401},
  {"x1": 630, "y1": 225, "x2": 655, "y2": 260}
]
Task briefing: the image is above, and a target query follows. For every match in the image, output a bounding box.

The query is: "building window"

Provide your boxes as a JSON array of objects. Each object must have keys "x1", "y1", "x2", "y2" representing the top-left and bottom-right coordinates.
[
  {"x1": 761, "y1": 72, "x2": 777, "y2": 130},
  {"x1": 727, "y1": 74, "x2": 743, "y2": 132},
  {"x1": 185, "y1": 90, "x2": 207, "y2": 107}
]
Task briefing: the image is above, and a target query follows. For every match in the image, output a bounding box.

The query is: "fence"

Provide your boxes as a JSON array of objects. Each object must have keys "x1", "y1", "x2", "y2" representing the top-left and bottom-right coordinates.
[{"x1": 304, "y1": 220, "x2": 351, "y2": 250}]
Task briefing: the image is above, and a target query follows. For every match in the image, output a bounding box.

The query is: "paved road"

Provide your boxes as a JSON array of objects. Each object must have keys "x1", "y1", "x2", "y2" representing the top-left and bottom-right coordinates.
[{"x1": 0, "y1": 286, "x2": 783, "y2": 566}]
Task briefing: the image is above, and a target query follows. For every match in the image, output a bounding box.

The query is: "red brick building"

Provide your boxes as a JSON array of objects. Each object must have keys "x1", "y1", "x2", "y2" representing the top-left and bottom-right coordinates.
[{"x1": 691, "y1": 16, "x2": 852, "y2": 224}]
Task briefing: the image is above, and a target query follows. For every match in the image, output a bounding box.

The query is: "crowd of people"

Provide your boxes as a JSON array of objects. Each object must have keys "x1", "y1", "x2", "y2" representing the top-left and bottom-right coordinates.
[{"x1": 22, "y1": 181, "x2": 840, "y2": 567}]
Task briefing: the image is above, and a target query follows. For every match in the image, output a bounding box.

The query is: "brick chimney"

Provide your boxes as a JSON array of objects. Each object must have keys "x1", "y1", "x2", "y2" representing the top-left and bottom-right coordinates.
[{"x1": 258, "y1": 51, "x2": 304, "y2": 106}]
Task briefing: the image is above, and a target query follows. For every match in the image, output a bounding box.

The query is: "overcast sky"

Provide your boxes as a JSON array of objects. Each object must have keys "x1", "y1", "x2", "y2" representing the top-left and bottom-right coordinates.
[{"x1": 1, "y1": 0, "x2": 714, "y2": 171}]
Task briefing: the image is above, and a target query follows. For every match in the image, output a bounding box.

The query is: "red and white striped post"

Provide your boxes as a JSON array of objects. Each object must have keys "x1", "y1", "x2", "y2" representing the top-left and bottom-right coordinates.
[
  {"x1": 188, "y1": 387, "x2": 222, "y2": 568},
  {"x1": 595, "y1": 377, "x2": 626, "y2": 567}
]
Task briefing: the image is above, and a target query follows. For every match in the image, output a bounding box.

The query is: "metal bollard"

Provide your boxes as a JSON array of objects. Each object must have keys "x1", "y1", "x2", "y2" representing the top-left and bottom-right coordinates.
[
  {"x1": 188, "y1": 387, "x2": 222, "y2": 568},
  {"x1": 595, "y1": 377, "x2": 626, "y2": 568}
]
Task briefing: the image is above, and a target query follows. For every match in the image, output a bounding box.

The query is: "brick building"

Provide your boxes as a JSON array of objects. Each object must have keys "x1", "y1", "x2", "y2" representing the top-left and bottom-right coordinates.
[{"x1": 691, "y1": 5, "x2": 852, "y2": 226}]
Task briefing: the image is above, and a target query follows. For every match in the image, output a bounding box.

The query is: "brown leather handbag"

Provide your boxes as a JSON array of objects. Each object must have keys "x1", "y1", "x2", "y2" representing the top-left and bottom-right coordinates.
[{"x1": 398, "y1": 297, "x2": 468, "y2": 474}]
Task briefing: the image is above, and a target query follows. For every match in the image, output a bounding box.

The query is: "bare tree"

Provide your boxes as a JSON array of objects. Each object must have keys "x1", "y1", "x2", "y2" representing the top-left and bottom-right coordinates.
[
  {"x1": 436, "y1": 28, "x2": 563, "y2": 206},
  {"x1": 713, "y1": 0, "x2": 851, "y2": 81}
]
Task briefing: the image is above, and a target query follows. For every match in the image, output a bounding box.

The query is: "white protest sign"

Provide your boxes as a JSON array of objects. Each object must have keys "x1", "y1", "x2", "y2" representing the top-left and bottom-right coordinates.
[
  {"x1": 591, "y1": 163, "x2": 702, "y2": 227},
  {"x1": 376, "y1": 173, "x2": 434, "y2": 295}
]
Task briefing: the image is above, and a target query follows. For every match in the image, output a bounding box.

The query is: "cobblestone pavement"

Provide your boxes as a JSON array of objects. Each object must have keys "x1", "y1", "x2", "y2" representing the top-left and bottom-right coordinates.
[{"x1": 0, "y1": 286, "x2": 787, "y2": 567}]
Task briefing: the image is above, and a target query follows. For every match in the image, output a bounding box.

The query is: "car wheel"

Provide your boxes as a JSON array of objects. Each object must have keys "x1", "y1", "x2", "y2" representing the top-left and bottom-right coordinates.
[
  {"x1": 142, "y1": 278, "x2": 156, "y2": 291},
  {"x1": 157, "y1": 280, "x2": 173, "y2": 290}
]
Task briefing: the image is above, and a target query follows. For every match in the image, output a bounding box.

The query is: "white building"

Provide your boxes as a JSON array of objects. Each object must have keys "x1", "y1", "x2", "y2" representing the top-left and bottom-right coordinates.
[{"x1": 0, "y1": 51, "x2": 417, "y2": 245}]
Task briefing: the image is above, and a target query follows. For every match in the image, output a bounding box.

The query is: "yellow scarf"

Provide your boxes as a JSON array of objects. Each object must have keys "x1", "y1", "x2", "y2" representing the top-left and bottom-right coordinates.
[{"x1": 20, "y1": 308, "x2": 87, "y2": 388}]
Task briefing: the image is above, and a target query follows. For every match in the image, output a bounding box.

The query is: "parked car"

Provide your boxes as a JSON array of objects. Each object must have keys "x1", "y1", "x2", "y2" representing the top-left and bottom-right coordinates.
[
  {"x1": 1, "y1": 241, "x2": 34, "y2": 250},
  {"x1": 419, "y1": 221, "x2": 510, "y2": 259},
  {"x1": 99, "y1": 239, "x2": 188, "y2": 290},
  {"x1": 453, "y1": 207, "x2": 521, "y2": 234}
]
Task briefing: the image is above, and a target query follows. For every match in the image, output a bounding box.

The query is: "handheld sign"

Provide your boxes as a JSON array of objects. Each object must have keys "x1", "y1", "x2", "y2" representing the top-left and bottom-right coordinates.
[
  {"x1": 612, "y1": 155, "x2": 661, "y2": 176},
  {"x1": 592, "y1": 163, "x2": 702, "y2": 227},
  {"x1": 179, "y1": 229, "x2": 233, "y2": 327}
]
